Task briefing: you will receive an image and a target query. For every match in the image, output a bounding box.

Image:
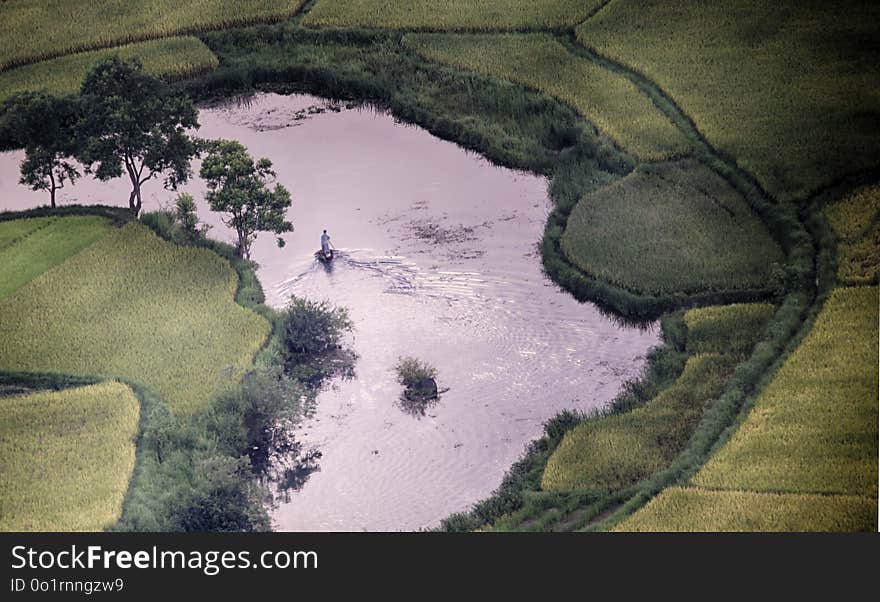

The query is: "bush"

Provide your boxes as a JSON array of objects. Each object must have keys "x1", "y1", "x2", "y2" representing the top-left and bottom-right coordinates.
[
  {"x1": 279, "y1": 297, "x2": 355, "y2": 389},
  {"x1": 395, "y1": 356, "x2": 437, "y2": 389}
]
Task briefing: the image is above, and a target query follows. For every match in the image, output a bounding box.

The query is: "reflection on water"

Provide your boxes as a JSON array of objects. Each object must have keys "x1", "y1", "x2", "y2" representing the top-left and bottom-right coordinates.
[{"x1": 0, "y1": 93, "x2": 660, "y2": 531}]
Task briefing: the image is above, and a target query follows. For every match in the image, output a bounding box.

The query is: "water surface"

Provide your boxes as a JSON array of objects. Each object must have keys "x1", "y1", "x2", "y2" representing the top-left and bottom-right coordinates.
[{"x1": 0, "y1": 93, "x2": 659, "y2": 531}]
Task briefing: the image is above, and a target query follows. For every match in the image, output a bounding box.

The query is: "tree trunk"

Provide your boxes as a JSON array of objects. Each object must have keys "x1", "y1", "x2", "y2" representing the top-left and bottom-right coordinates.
[
  {"x1": 133, "y1": 182, "x2": 143, "y2": 216},
  {"x1": 49, "y1": 172, "x2": 56, "y2": 208}
]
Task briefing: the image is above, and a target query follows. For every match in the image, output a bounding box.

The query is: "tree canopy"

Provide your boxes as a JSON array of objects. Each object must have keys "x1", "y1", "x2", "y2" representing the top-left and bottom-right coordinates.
[
  {"x1": 2, "y1": 92, "x2": 81, "y2": 207},
  {"x1": 77, "y1": 56, "x2": 199, "y2": 214},
  {"x1": 200, "y1": 139, "x2": 293, "y2": 259}
]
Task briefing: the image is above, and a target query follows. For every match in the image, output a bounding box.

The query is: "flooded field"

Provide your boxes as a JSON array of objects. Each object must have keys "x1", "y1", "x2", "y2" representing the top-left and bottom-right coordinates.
[{"x1": 0, "y1": 93, "x2": 659, "y2": 531}]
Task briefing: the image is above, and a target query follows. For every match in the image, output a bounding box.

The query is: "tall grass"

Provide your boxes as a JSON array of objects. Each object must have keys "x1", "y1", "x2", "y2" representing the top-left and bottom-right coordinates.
[
  {"x1": 824, "y1": 184, "x2": 880, "y2": 285},
  {"x1": 0, "y1": 216, "x2": 111, "y2": 299},
  {"x1": 541, "y1": 353, "x2": 737, "y2": 492},
  {"x1": 0, "y1": 220, "x2": 270, "y2": 414},
  {"x1": 561, "y1": 159, "x2": 785, "y2": 296},
  {"x1": 189, "y1": 25, "x2": 627, "y2": 177},
  {"x1": 0, "y1": 0, "x2": 306, "y2": 70},
  {"x1": 0, "y1": 382, "x2": 140, "y2": 531},
  {"x1": 303, "y1": 0, "x2": 604, "y2": 31},
  {"x1": 578, "y1": 0, "x2": 880, "y2": 202},
  {"x1": 404, "y1": 33, "x2": 688, "y2": 161},
  {"x1": 0, "y1": 37, "x2": 219, "y2": 102}
]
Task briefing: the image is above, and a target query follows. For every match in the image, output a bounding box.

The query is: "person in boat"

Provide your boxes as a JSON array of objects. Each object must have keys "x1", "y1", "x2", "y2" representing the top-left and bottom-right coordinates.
[{"x1": 320, "y1": 230, "x2": 332, "y2": 256}]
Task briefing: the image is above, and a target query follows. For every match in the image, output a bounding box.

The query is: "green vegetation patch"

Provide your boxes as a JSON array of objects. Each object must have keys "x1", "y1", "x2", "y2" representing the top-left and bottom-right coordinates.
[
  {"x1": 0, "y1": 37, "x2": 219, "y2": 102},
  {"x1": 305, "y1": 0, "x2": 604, "y2": 31},
  {"x1": 615, "y1": 487, "x2": 876, "y2": 532},
  {"x1": 542, "y1": 353, "x2": 736, "y2": 491},
  {"x1": 0, "y1": 221, "x2": 270, "y2": 414},
  {"x1": 561, "y1": 159, "x2": 784, "y2": 296},
  {"x1": 404, "y1": 33, "x2": 687, "y2": 161},
  {"x1": 824, "y1": 184, "x2": 880, "y2": 285},
  {"x1": 0, "y1": 0, "x2": 305, "y2": 70},
  {"x1": 0, "y1": 216, "x2": 111, "y2": 299},
  {"x1": 578, "y1": 0, "x2": 880, "y2": 201},
  {"x1": 0, "y1": 215, "x2": 55, "y2": 250},
  {"x1": 684, "y1": 303, "x2": 774, "y2": 356},
  {"x1": 0, "y1": 382, "x2": 140, "y2": 531},
  {"x1": 693, "y1": 286, "x2": 879, "y2": 497}
]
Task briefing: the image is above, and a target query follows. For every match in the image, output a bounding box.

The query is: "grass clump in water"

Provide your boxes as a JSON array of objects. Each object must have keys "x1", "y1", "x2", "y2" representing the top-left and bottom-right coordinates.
[{"x1": 395, "y1": 356, "x2": 439, "y2": 401}]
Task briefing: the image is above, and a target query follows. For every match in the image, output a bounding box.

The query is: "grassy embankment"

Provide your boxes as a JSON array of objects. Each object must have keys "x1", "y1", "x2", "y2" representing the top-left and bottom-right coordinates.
[
  {"x1": 0, "y1": 0, "x2": 308, "y2": 70},
  {"x1": 0, "y1": 37, "x2": 218, "y2": 102},
  {"x1": 302, "y1": 0, "x2": 605, "y2": 30},
  {"x1": 577, "y1": 0, "x2": 880, "y2": 202},
  {"x1": 0, "y1": 382, "x2": 140, "y2": 531},
  {"x1": 0, "y1": 219, "x2": 270, "y2": 414},
  {"x1": 403, "y1": 33, "x2": 687, "y2": 162},
  {"x1": 618, "y1": 287, "x2": 878, "y2": 531}
]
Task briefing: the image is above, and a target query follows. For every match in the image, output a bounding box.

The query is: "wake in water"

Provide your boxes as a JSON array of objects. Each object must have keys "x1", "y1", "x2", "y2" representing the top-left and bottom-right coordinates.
[{"x1": 275, "y1": 249, "x2": 489, "y2": 303}]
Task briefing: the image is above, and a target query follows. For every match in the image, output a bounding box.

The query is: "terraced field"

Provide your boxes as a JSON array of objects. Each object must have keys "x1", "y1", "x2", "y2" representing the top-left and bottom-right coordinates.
[
  {"x1": 0, "y1": 220, "x2": 270, "y2": 414},
  {"x1": 0, "y1": 1, "x2": 875, "y2": 533},
  {"x1": 578, "y1": 0, "x2": 880, "y2": 201},
  {"x1": 0, "y1": 382, "x2": 140, "y2": 531},
  {"x1": 617, "y1": 287, "x2": 878, "y2": 531},
  {"x1": 304, "y1": 0, "x2": 605, "y2": 30},
  {"x1": 0, "y1": 37, "x2": 218, "y2": 102},
  {"x1": 0, "y1": 216, "x2": 111, "y2": 299},
  {"x1": 560, "y1": 160, "x2": 784, "y2": 296},
  {"x1": 405, "y1": 33, "x2": 687, "y2": 161},
  {"x1": 824, "y1": 184, "x2": 880, "y2": 285},
  {"x1": 0, "y1": 0, "x2": 305, "y2": 70}
]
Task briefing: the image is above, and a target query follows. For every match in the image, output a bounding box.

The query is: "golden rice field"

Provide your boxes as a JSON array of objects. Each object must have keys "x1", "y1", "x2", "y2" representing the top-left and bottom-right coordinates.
[
  {"x1": 0, "y1": 216, "x2": 111, "y2": 300},
  {"x1": 694, "y1": 286, "x2": 878, "y2": 497},
  {"x1": 618, "y1": 286, "x2": 878, "y2": 531},
  {"x1": 578, "y1": 0, "x2": 880, "y2": 202},
  {"x1": 616, "y1": 487, "x2": 876, "y2": 532},
  {"x1": 0, "y1": 221, "x2": 270, "y2": 414},
  {"x1": 0, "y1": 382, "x2": 140, "y2": 531},
  {"x1": 0, "y1": 37, "x2": 219, "y2": 102},
  {"x1": 404, "y1": 33, "x2": 688, "y2": 161},
  {"x1": 561, "y1": 160, "x2": 784, "y2": 295},
  {"x1": 824, "y1": 184, "x2": 880, "y2": 285},
  {"x1": 0, "y1": 0, "x2": 305, "y2": 71},
  {"x1": 304, "y1": 0, "x2": 603, "y2": 31}
]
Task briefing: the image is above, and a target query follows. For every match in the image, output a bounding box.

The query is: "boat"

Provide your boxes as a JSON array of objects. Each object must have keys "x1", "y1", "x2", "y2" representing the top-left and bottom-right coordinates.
[{"x1": 315, "y1": 248, "x2": 334, "y2": 262}]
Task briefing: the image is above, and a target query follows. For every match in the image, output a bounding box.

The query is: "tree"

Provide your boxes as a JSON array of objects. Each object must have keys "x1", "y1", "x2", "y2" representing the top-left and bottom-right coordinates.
[
  {"x1": 77, "y1": 56, "x2": 199, "y2": 215},
  {"x1": 2, "y1": 92, "x2": 81, "y2": 207},
  {"x1": 200, "y1": 139, "x2": 293, "y2": 259},
  {"x1": 172, "y1": 192, "x2": 210, "y2": 241}
]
